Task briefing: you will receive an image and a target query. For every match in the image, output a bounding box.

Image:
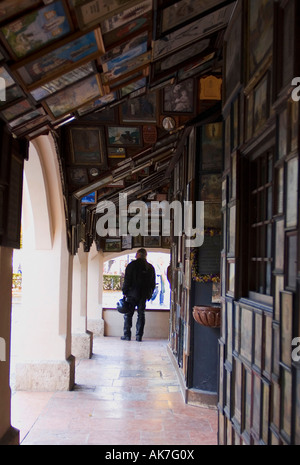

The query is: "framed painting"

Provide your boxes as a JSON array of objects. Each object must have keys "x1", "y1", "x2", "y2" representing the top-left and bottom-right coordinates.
[
  {"x1": 120, "y1": 92, "x2": 157, "y2": 124},
  {"x1": 247, "y1": 0, "x2": 273, "y2": 81},
  {"x1": 75, "y1": 0, "x2": 141, "y2": 30},
  {"x1": 101, "y1": 31, "x2": 148, "y2": 73},
  {"x1": 281, "y1": 368, "x2": 292, "y2": 442},
  {"x1": 152, "y1": 3, "x2": 234, "y2": 61},
  {"x1": 0, "y1": 65, "x2": 24, "y2": 109},
  {"x1": 152, "y1": 37, "x2": 211, "y2": 79},
  {"x1": 68, "y1": 167, "x2": 89, "y2": 186},
  {"x1": 104, "y1": 238, "x2": 122, "y2": 252},
  {"x1": 76, "y1": 92, "x2": 117, "y2": 117},
  {"x1": 120, "y1": 77, "x2": 146, "y2": 98},
  {"x1": 122, "y1": 235, "x2": 132, "y2": 250},
  {"x1": 9, "y1": 109, "x2": 48, "y2": 134},
  {"x1": 253, "y1": 73, "x2": 269, "y2": 135},
  {"x1": 0, "y1": 99, "x2": 33, "y2": 122},
  {"x1": 69, "y1": 126, "x2": 107, "y2": 167},
  {"x1": 143, "y1": 236, "x2": 161, "y2": 247},
  {"x1": 0, "y1": 1, "x2": 72, "y2": 59},
  {"x1": 107, "y1": 126, "x2": 142, "y2": 146},
  {"x1": 101, "y1": 51, "x2": 151, "y2": 85},
  {"x1": 0, "y1": 0, "x2": 41, "y2": 23},
  {"x1": 177, "y1": 52, "x2": 215, "y2": 82},
  {"x1": 223, "y1": 0, "x2": 242, "y2": 104},
  {"x1": 100, "y1": 0, "x2": 152, "y2": 35},
  {"x1": 162, "y1": 78, "x2": 195, "y2": 114},
  {"x1": 155, "y1": 0, "x2": 223, "y2": 37},
  {"x1": 30, "y1": 62, "x2": 96, "y2": 102},
  {"x1": 102, "y1": 12, "x2": 151, "y2": 49},
  {"x1": 201, "y1": 122, "x2": 223, "y2": 171},
  {"x1": 43, "y1": 74, "x2": 103, "y2": 119},
  {"x1": 14, "y1": 29, "x2": 104, "y2": 89},
  {"x1": 81, "y1": 192, "x2": 96, "y2": 204}
]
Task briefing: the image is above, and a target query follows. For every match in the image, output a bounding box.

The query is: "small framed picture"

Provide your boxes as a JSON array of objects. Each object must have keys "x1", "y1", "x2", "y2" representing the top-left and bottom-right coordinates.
[
  {"x1": 0, "y1": 1, "x2": 72, "y2": 59},
  {"x1": 69, "y1": 126, "x2": 107, "y2": 168},
  {"x1": 107, "y1": 125, "x2": 142, "y2": 146},
  {"x1": 104, "y1": 238, "x2": 122, "y2": 252},
  {"x1": 163, "y1": 78, "x2": 195, "y2": 114}
]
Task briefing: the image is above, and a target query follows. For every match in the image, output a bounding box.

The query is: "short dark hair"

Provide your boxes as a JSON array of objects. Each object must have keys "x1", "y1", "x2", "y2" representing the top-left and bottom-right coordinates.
[{"x1": 136, "y1": 248, "x2": 147, "y2": 258}]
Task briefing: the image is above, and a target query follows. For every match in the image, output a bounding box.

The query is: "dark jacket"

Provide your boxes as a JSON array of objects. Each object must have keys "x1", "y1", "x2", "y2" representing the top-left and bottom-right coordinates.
[{"x1": 122, "y1": 258, "x2": 156, "y2": 301}]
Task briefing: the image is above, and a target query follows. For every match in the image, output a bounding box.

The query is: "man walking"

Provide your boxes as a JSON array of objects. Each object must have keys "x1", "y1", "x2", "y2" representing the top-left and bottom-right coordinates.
[{"x1": 121, "y1": 248, "x2": 156, "y2": 341}]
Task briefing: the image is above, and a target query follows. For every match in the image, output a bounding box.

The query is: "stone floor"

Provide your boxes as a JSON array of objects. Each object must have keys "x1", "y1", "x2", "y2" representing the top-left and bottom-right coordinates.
[{"x1": 11, "y1": 337, "x2": 218, "y2": 446}]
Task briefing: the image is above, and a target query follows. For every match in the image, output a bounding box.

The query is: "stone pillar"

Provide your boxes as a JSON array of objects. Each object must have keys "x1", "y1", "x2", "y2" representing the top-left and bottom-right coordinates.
[
  {"x1": 0, "y1": 247, "x2": 19, "y2": 444},
  {"x1": 87, "y1": 244, "x2": 104, "y2": 336},
  {"x1": 14, "y1": 136, "x2": 75, "y2": 391},
  {"x1": 72, "y1": 243, "x2": 93, "y2": 358}
]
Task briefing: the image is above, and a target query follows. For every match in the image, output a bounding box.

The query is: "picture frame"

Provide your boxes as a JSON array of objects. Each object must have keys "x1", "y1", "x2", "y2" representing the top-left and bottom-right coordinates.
[
  {"x1": 8, "y1": 108, "x2": 48, "y2": 133},
  {"x1": 177, "y1": 52, "x2": 215, "y2": 82},
  {"x1": 143, "y1": 236, "x2": 161, "y2": 247},
  {"x1": 102, "y1": 11, "x2": 151, "y2": 49},
  {"x1": 152, "y1": 3, "x2": 234, "y2": 61},
  {"x1": 151, "y1": 36, "x2": 213, "y2": 80},
  {"x1": 43, "y1": 74, "x2": 103, "y2": 119},
  {"x1": 223, "y1": 0, "x2": 242, "y2": 104},
  {"x1": 120, "y1": 77, "x2": 147, "y2": 98},
  {"x1": 68, "y1": 167, "x2": 89, "y2": 186},
  {"x1": 0, "y1": 1, "x2": 73, "y2": 59},
  {"x1": 201, "y1": 122, "x2": 223, "y2": 171},
  {"x1": 120, "y1": 91, "x2": 157, "y2": 124},
  {"x1": 104, "y1": 238, "x2": 122, "y2": 252},
  {"x1": 74, "y1": 0, "x2": 141, "y2": 30},
  {"x1": 122, "y1": 234, "x2": 132, "y2": 250},
  {"x1": 289, "y1": 98, "x2": 299, "y2": 153},
  {"x1": 29, "y1": 62, "x2": 96, "y2": 102},
  {"x1": 107, "y1": 125, "x2": 142, "y2": 146},
  {"x1": 0, "y1": 99, "x2": 33, "y2": 123},
  {"x1": 76, "y1": 92, "x2": 117, "y2": 117},
  {"x1": 14, "y1": 29, "x2": 104, "y2": 89},
  {"x1": 101, "y1": 31, "x2": 149, "y2": 74},
  {"x1": 132, "y1": 234, "x2": 142, "y2": 248},
  {"x1": 0, "y1": 65, "x2": 24, "y2": 109},
  {"x1": 247, "y1": 0, "x2": 273, "y2": 82},
  {"x1": 253, "y1": 73, "x2": 269, "y2": 135},
  {"x1": 0, "y1": 0, "x2": 41, "y2": 23},
  {"x1": 162, "y1": 78, "x2": 195, "y2": 115},
  {"x1": 280, "y1": 291, "x2": 293, "y2": 368},
  {"x1": 101, "y1": 51, "x2": 151, "y2": 85},
  {"x1": 69, "y1": 126, "x2": 107, "y2": 167},
  {"x1": 81, "y1": 192, "x2": 96, "y2": 205}
]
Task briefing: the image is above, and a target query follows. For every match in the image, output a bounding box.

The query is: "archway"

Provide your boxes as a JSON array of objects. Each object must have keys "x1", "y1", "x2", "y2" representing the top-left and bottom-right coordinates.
[{"x1": 101, "y1": 249, "x2": 171, "y2": 338}]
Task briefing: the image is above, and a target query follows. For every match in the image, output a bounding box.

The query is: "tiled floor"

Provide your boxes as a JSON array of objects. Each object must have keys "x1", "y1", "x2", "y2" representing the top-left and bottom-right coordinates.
[{"x1": 11, "y1": 337, "x2": 218, "y2": 446}]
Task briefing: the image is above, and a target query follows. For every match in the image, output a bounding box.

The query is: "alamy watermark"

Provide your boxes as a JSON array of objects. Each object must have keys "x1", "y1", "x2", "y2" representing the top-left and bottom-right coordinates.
[
  {"x1": 96, "y1": 194, "x2": 204, "y2": 248},
  {"x1": 291, "y1": 77, "x2": 300, "y2": 102}
]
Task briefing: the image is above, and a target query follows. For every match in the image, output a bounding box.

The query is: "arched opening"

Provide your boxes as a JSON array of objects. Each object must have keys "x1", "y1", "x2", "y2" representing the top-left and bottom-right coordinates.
[{"x1": 101, "y1": 250, "x2": 171, "y2": 339}]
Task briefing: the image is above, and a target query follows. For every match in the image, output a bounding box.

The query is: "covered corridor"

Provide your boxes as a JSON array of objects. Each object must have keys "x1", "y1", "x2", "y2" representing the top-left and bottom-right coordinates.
[{"x1": 10, "y1": 337, "x2": 218, "y2": 446}]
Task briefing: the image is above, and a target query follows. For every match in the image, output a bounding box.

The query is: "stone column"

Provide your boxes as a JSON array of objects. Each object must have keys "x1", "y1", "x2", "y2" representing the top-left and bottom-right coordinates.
[
  {"x1": 0, "y1": 247, "x2": 19, "y2": 444},
  {"x1": 14, "y1": 136, "x2": 75, "y2": 391},
  {"x1": 87, "y1": 244, "x2": 104, "y2": 336},
  {"x1": 72, "y1": 242, "x2": 93, "y2": 358}
]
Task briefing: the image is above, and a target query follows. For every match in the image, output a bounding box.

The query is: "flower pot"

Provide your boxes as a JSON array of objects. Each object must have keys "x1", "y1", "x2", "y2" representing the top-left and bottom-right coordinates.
[{"x1": 193, "y1": 306, "x2": 221, "y2": 328}]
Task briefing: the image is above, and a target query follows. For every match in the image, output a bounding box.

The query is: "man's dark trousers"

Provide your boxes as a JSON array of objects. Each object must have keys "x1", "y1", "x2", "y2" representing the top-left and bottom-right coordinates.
[{"x1": 123, "y1": 297, "x2": 146, "y2": 339}]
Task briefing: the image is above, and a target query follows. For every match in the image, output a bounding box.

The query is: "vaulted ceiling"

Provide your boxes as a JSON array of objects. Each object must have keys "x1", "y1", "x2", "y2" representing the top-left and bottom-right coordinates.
[{"x1": 0, "y1": 0, "x2": 236, "y2": 251}]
